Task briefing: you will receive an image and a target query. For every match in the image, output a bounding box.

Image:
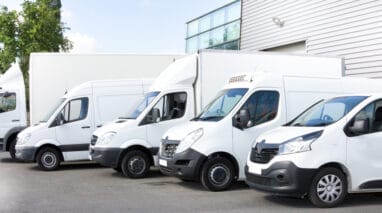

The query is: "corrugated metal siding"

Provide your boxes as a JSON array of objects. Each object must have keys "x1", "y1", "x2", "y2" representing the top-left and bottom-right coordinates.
[{"x1": 241, "y1": 0, "x2": 382, "y2": 77}]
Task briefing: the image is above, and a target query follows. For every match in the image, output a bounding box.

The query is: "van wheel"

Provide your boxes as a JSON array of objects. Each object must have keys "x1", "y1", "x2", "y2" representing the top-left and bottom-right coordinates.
[
  {"x1": 37, "y1": 147, "x2": 61, "y2": 171},
  {"x1": 309, "y1": 167, "x2": 347, "y2": 208},
  {"x1": 200, "y1": 157, "x2": 235, "y2": 191},
  {"x1": 9, "y1": 139, "x2": 17, "y2": 159},
  {"x1": 121, "y1": 150, "x2": 150, "y2": 178}
]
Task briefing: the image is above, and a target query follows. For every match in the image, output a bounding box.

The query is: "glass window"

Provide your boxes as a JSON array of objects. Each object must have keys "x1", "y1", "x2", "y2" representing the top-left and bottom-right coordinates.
[
  {"x1": 210, "y1": 26, "x2": 225, "y2": 46},
  {"x1": 41, "y1": 98, "x2": 66, "y2": 122},
  {"x1": 148, "y1": 92, "x2": 187, "y2": 122},
  {"x1": 240, "y1": 91, "x2": 279, "y2": 128},
  {"x1": 187, "y1": 20, "x2": 199, "y2": 37},
  {"x1": 199, "y1": 32, "x2": 211, "y2": 49},
  {"x1": 225, "y1": 20, "x2": 240, "y2": 42},
  {"x1": 195, "y1": 88, "x2": 248, "y2": 122},
  {"x1": 186, "y1": 37, "x2": 198, "y2": 53},
  {"x1": 350, "y1": 100, "x2": 382, "y2": 134},
  {"x1": 289, "y1": 96, "x2": 367, "y2": 127},
  {"x1": 226, "y1": 1, "x2": 241, "y2": 22},
  {"x1": 126, "y1": 91, "x2": 160, "y2": 119},
  {"x1": 212, "y1": 9, "x2": 225, "y2": 28},
  {"x1": 0, "y1": 92, "x2": 16, "y2": 113},
  {"x1": 199, "y1": 15, "x2": 211, "y2": 33},
  {"x1": 61, "y1": 98, "x2": 89, "y2": 123}
]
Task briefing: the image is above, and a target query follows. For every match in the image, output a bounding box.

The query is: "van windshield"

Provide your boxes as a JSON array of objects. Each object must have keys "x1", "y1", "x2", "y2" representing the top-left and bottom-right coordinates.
[
  {"x1": 40, "y1": 98, "x2": 66, "y2": 123},
  {"x1": 288, "y1": 96, "x2": 367, "y2": 127},
  {"x1": 122, "y1": 91, "x2": 160, "y2": 119},
  {"x1": 193, "y1": 88, "x2": 248, "y2": 122}
]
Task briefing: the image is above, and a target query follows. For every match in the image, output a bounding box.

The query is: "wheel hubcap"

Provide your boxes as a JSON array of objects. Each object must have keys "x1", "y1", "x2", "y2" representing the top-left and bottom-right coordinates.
[
  {"x1": 41, "y1": 152, "x2": 57, "y2": 169},
  {"x1": 208, "y1": 164, "x2": 230, "y2": 187},
  {"x1": 317, "y1": 174, "x2": 343, "y2": 203},
  {"x1": 128, "y1": 156, "x2": 146, "y2": 175}
]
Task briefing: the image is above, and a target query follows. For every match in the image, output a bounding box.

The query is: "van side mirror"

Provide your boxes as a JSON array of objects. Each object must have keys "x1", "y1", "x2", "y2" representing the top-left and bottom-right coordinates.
[
  {"x1": 147, "y1": 108, "x2": 160, "y2": 123},
  {"x1": 233, "y1": 109, "x2": 250, "y2": 130},
  {"x1": 53, "y1": 112, "x2": 66, "y2": 127},
  {"x1": 349, "y1": 119, "x2": 369, "y2": 135}
]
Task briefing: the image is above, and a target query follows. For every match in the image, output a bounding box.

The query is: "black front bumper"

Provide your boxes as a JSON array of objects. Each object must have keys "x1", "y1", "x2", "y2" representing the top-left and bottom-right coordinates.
[
  {"x1": 90, "y1": 147, "x2": 122, "y2": 168},
  {"x1": 159, "y1": 148, "x2": 206, "y2": 181},
  {"x1": 245, "y1": 161, "x2": 317, "y2": 197},
  {"x1": 0, "y1": 138, "x2": 4, "y2": 151},
  {"x1": 15, "y1": 146, "x2": 37, "y2": 162}
]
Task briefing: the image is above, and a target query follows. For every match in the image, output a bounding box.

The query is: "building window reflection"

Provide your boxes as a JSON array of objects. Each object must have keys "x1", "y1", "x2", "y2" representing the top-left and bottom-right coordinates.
[{"x1": 185, "y1": 0, "x2": 241, "y2": 53}]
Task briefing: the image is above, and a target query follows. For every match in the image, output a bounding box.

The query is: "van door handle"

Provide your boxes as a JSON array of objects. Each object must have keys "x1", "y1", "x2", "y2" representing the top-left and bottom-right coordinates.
[
  {"x1": 81, "y1": 126, "x2": 91, "y2": 129},
  {"x1": 96, "y1": 124, "x2": 102, "y2": 128},
  {"x1": 12, "y1": 119, "x2": 20, "y2": 122}
]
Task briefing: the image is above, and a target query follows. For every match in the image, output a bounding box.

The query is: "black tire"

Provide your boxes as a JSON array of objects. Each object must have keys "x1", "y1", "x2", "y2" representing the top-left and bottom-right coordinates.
[
  {"x1": 9, "y1": 139, "x2": 17, "y2": 160},
  {"x1": 309, "y1": 167, "x2": 347, "y2": 208},
  {"x1": 121, "y1": 150, "x2": 150, "y2": 178},
  {"x1": 200, "y1": 157, "x2": 235, "y2": 191},
  {"x1": 36, "y1": 147, "x2": 61, "y2": 171}
]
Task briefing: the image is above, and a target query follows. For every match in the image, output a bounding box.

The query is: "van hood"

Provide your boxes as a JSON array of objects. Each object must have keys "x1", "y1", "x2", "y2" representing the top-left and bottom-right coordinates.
[
  {"x1": 256, "y1": 126, "x2": 325, "y2": 145},
  {"x1": 163, "y1": 121, "x2": 217, "y2": 141},
  {"x1": 18, "y1": 122, "x2": 48, "y2": 137},
  {"x1": 93, "y1": 119, "x2": 135, "y2": 137}
]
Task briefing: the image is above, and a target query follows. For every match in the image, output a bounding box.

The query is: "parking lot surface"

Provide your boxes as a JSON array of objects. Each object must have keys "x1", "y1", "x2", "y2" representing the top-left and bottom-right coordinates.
[{"x1": 1, "y1": 152, "x2": 382, "y2": 213}]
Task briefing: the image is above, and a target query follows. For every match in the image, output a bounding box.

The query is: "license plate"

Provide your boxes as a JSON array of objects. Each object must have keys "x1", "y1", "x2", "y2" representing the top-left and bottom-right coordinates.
[{"x1": 159, "y1": 159, "x2": 167, "y2": 167}]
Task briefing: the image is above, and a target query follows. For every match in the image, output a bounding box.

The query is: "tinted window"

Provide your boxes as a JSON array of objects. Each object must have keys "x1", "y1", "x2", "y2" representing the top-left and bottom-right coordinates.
[
  {"x1": 240, "y1": 91, "x2": 279, "y2": 128},
  {"x1": 148, "y1": 92, "x2": 187, "y2": 122},
  {"x1": 350, "y1": 100, "x2": 382, "y2": 135},
  {"x1": 0, "y1": 92, "x2": 16, "y2": 113},
  {"x1": 61, "y1": 98, "x2": 89, "y2": 123}
]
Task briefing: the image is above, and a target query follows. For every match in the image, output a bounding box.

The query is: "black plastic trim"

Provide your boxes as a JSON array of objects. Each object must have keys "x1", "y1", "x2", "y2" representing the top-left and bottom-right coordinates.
[
  {"x1": 149, "y1": 147, "x2": 159, "y2": 155},
  {"x1": 15, "y1": 146, "x2": 37, "y2": 162},
  {"x1": 245, "y1": 161, "x2": 317, "y2": 197},
  {"x1": 91, "y1": 147, "x2": 122, "y2": 168},
  {"x1": 59, "y1": 144, "x2": 89, "y2": 152},
  {"x1": 359, "y1": 180, "x2": 382, "y2": 189}
]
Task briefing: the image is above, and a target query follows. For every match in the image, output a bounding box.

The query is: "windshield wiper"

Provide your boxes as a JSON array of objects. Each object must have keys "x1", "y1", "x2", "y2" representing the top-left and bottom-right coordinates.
[
  {"x1": 118, "y1": 117, "x2": 132, "y2": 119},
  {"x1": 199, "y1": 116, "x2": 224, "y2": 121},
  {"x1": 309, "y1": 122, "x2": 331, "y2": 127},
  {"x1": 291, "y1": 123, "x2": 304, "y2": 126}
]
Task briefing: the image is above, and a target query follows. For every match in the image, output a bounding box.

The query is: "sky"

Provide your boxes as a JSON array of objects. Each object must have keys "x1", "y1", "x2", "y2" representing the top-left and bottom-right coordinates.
[{"x1": 1, "y1": 0, "x2": 234, "y2": 53}]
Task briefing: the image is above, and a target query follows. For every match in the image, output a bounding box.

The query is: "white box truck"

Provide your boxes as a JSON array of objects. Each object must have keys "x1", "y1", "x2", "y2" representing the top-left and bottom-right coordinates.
[
  {"x1": 29, "y1": 53, "x2": 184, "y2": 124},
  {"x1": 0, "y1": 64, "x2": 27, "y2": 159},
  {"x1": 157, "y1": 52, "x2": 382, "y2": 191},
  {"x1": 245, "y1": 92, "x2": 382, "y2": 208},
  {"x1": 90, "y1": 50, "x2": 344, "y2": 179},
  {"x1": 15, "y1": 79, "x2": 152, "y2": 170}
]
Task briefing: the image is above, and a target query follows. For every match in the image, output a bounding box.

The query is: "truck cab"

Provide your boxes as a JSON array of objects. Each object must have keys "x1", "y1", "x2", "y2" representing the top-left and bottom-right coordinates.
[
  {"x1": 90, "y1": 56, "x2": 197, "y2": 178},
  {"x1": 15, "y1": 80, "x2": 150, "y2": 170},
  {"x1": 245, "y1": 94, "x2": 382, "y2": 208},
  {"x1": 0, "y1": 64, "x2": 27, "y2": 159}
]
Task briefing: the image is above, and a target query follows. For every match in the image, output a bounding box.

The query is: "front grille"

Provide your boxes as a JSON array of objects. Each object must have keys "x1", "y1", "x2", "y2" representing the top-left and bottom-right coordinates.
[
  {"x1": 90, "y1": 135, "x2": 98, "y2": 146},
  {"x1": 161, "y1": 139, "x2": 180, "y2": 159},
  {"x1": 250, "y1": 145, "x2": 278, "y2": 164}
]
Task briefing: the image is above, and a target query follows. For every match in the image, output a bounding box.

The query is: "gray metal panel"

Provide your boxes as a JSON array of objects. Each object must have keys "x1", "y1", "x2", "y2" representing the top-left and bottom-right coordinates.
[{"x1": 240, "y1": 0, "x2": 382, "y2": 77}]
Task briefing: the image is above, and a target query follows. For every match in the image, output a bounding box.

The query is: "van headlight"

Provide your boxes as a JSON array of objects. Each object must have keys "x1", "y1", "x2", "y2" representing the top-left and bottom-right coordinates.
[
  {"x1": 176, "y1": 128, "x2": 203, "y2": 154},
  {"x1": 97, "y1": 132, "x2": 116, "y2": 145},
  {"x1": 278, "y1": 131, "x2": 323, "y2": 155},
  {"x1": 17, "y1": 133, "x2": 32, "y2": 145}
]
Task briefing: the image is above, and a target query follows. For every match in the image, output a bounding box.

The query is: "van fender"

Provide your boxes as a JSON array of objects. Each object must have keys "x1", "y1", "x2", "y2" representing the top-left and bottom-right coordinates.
[
  {"x1": 34, "y1": 138, "x2": 61, "y2": 148},
  {"x1": 120, "y1": 139, "x2": 152, "y2": 150},
  {"x1": 119, "y1": 139, "x2": 158, "y2": 166},
  {"x1": 3, "y1": 126, "x2": 27, "y2": 151}
]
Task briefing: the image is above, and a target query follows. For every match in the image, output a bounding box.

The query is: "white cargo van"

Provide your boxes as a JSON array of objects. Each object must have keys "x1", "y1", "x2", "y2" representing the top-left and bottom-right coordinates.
[
  {"x1": 90, "y1": 50, "x2": 277, "y2": 178},
  {"x1": 0, "y1": 64, "x2": 27, "y2": 159},
  {"x1": 15, "y1": 79, "x2": 151, "y2": 170},
  {"x1": 157, "y1": 54, "x2": 370, "y2": 191},
  {"x1": 245, "y1": 93, "x2": 382, "y2": 208}
]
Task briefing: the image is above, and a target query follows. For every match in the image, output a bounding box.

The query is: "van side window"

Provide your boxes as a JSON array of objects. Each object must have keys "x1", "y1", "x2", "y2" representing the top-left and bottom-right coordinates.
[
  {"x1": 0, "y1": 92, "x2": 16, "y2": 113},
  {"x1": 62, "y1": 98, "x2": 89, "y2": 123},
  {"x1": 350, "y1": 100, "x2": 382, "y2": 135},
  {"x1": 240, "y1": 90, "x2": 279, "y2": 128},
  {"x1": 150, "y1": 92, "x2": 187, "y2": 122}
]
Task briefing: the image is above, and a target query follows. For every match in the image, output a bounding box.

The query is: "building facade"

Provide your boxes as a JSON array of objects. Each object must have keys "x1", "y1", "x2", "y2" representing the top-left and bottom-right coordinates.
[
  {"x1": 185, "y1": 0, "x2": 241, "y2": 53},
  {"x1": 240, "y1": 0, "x2": 382, "y2": 77}
]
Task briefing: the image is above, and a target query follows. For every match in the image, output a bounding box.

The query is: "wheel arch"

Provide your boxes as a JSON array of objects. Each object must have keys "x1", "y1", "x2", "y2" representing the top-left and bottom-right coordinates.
[
  {"x1": 117, "y1": 145, "x2": 155, "y2": 168},
  {"x1": 205, "y1": 151, "x2": 240, "y2": 180},
  {"x1": 35, "y1": 144, "x2": 64, "y2": 162},
  {"x1": 318, "y1": 162, "x2": 351, "y2": 189}
]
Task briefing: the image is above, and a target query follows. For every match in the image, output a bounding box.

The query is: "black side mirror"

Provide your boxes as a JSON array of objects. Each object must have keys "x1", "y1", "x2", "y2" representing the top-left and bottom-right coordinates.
[
  {"x1": 233, "y1": 109, "x2": 250, "y2": 129},
  {"x1": 349, "y1": 118, "x2": 369, "y2": 135},
  {"x1": 147, "y1": 108, "x2": 160, "y2": 123},
  {"x1": 53, "y1": 113, "x2": 66, "y2": 126}
]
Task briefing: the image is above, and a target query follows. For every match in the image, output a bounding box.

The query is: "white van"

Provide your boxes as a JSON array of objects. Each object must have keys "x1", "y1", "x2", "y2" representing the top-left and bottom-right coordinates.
[
  {"x1": 0, "y1": 64, "x2": 27, "y2": 159},
  {"x1": 15, "y1": 79, "x2": 151, "y2": 170},
  {"x1": 246, "y1": 93, "x2": 382, "y2": 208},
  {"x1": 158, "y1": 64, "x2": 382, "y2": 191}
]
